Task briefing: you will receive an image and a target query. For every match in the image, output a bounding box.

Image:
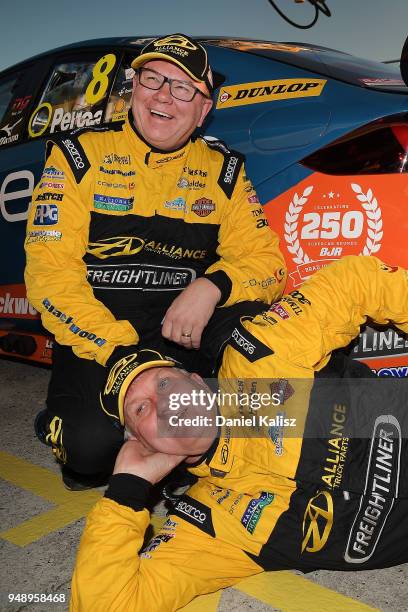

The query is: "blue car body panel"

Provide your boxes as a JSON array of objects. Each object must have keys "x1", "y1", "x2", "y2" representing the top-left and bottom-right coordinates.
[{"x1": 0, "y1": 36, "x2": 407, "y2": 366}]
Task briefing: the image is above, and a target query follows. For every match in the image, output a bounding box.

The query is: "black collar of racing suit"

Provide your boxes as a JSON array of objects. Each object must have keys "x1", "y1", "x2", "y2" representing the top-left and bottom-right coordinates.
[
  {"x1": 127, "y1": 109, "x2": 192, "y2": 166},
  {"x1": 184, "y1": 433, "x2": 220, "y2": 469}
]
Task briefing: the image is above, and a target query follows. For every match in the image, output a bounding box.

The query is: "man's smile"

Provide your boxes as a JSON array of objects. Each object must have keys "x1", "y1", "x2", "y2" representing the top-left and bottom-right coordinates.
[{"x1": 150, "y1": 109, "x2": 173, "y2": 120}]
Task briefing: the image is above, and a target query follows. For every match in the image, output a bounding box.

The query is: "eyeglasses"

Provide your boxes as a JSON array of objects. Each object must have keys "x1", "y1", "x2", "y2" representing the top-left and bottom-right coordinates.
[{"x1": 136, "y1": 67, "x2": 202, "y2": 102}]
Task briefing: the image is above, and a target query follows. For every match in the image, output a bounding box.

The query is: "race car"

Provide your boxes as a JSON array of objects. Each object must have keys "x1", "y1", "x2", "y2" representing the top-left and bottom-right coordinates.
[{"x1": 0, "y1": 36, "x2": 407, "y2": 375}]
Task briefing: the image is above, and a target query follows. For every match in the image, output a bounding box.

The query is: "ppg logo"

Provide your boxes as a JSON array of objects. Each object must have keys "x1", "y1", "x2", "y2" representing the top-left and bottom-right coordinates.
[{"x1": 33, "y1": 204, "x2": 59, "y2": 225}]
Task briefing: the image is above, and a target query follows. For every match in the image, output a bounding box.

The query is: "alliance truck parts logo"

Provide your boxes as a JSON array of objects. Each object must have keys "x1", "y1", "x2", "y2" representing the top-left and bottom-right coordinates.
[
  {"x1": 152, "y1": 35, "x2": 199, "y2": 60},
  {"x1": 86, "y1": 236, "x2": 207, "y2": 261},
  {"x1": 302, "y1": 490, "x2": 333, "y2": 553},
  {"x1": 216, "y1": 78, "x2": 326, "y2": 109}
]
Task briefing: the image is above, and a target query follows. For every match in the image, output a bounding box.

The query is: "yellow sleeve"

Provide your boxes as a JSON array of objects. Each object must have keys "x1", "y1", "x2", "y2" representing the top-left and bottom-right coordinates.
[
  {"x1": 24, "y1": 143, "x2": 138, "y2": 365},
  {"x1": 244, "y1": 255, "x2": 408, "y2": 371},
  {"x1": 205, "y1": 164, "x2": 286, "y2": 306},
  {"x1": 70, "y1": 498, "x2": 262, "y2": 612},
  {"x1": 298, "y1": 255, "x2": 408, "y2": 365}
]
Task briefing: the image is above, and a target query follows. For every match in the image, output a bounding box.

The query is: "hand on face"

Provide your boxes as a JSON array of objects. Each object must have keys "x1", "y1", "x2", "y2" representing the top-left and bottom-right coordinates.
[
  {"x1": 113, "y1": 438, "x2": 186, "y2": 484},
  {"x1": 130, "y1": 60, "x2": 213, "y2": 151},
  {"x1": 161, "y1": 277, "x2": 221, "y2": 349}
]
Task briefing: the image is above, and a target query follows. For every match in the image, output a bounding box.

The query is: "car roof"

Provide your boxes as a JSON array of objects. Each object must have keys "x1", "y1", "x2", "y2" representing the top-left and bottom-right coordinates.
[{"x1": 2, "y1": 36, "x2": 406, "y2": 94}]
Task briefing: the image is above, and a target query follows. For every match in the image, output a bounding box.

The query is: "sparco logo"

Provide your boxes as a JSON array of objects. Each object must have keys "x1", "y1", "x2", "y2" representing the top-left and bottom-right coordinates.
[
  {"x1": 232, "y1": 328, "x2": 255, "y2": 354},
  {"x1": 224, "y1": 156, "x2": 238, "y2": 184},
  {"x1": 175, "y1": 501, "x2": 206, "y2": 524},
  {"x1": 62, "y1": 139, "x2": 85, "y2": 169}
]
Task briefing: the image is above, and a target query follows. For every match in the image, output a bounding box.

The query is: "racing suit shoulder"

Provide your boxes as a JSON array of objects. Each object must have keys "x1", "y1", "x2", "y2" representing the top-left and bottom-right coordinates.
[
  {"x1": 200, "y1": 136, "x2": 245, "y2": 199},
  {"x1": 71, "y1": 494, "x2": 260, "y2": 610},
  {"x1": 45, "y1": 122, "x2": 125, "y2": 184}
]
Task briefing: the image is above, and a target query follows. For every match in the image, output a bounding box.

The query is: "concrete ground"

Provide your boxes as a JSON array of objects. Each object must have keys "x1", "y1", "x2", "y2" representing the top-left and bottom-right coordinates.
[{"x1": 0, "y1": 358, "x2": 407, "y2": 612}]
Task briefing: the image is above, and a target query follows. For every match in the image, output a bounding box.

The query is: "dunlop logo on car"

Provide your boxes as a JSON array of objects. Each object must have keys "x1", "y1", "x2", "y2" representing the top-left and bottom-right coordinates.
[{"x1": 216, "y1": 78, "x2": 326, "y2": 109}]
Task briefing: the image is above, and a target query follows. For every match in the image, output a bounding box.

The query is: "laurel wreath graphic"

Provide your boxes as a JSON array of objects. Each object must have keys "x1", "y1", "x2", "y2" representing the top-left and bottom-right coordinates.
[
  {"x1": 284, "y1": 184, "x2": 383, "y2": 264},
  {"x1": 351, "y1": 183, "x2": 383, "y2": 255},
  {"x1": 284, "y1": 186, "x2": 313, "y2": 265}
]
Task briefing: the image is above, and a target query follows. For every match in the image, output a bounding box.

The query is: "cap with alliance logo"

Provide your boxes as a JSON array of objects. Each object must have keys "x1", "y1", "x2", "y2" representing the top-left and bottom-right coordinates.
[
  {"x1": 34, "y1": 347, "x2": 178, "y2": 478},
  {"x1": 100, "y1": 347, "x2": 176, "y2": 426},
  {"x1": 131, "y1": 34, "x2": 222, "y2": 97}
]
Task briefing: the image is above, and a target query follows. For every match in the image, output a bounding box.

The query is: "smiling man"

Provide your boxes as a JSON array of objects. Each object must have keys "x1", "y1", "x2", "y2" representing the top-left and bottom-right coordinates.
[
  {"x1": 71, "y1": 255, "x2": 408, "y2": 611},
  {"x1": 25, "y1": 34, "x2": 286, "y2": 487}
]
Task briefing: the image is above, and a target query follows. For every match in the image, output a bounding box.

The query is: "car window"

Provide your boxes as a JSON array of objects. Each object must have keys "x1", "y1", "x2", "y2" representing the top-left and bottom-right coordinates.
[
  {"x1": 0, "y1": 71, "x2": 32, "y2": 147},
  {"x1": 105, "y1": 55, "x2": 135, "y2": 123},
  {"x1": 302, "y1": 121, "x2": 408, "y2": 175},
  {"x1": 27, "y1": 53, "x2": 118, "y2": 138}
]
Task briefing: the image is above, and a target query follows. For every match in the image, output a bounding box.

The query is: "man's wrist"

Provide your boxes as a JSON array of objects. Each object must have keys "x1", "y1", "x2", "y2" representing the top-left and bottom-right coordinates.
[
  {"x1": 204, "y1": 271, "x2": 232, "y2": 305},
  {"x1": 105, "y1": 473, "x2": 153, "y2": 511}
]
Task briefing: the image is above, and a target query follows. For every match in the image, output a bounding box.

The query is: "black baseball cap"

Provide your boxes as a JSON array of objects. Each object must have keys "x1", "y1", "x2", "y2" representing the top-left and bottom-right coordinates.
[
  {"x1": 35, "y1": 345, "x2": 175, "y2": 476},
  {"x1": 100, "y1": 347, "x2": 176, "y2": 426},
  {"x1": 131, "y1": 33, "x2": 216, "y2": 97}
]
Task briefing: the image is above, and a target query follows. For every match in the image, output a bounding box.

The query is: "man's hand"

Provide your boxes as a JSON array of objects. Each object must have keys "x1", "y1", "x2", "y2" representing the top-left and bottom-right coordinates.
[
  {"x1": 113, "y1": 440, "x2": 186, "y2": 485},
  {"x1": 161, "y1": 278, "x2": 221, "y2": 349}
]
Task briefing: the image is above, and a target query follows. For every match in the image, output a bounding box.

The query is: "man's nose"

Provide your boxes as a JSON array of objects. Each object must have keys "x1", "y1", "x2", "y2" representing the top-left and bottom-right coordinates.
[{"x1": 153, "y1": 81, "x2": 173, "y2": 102}]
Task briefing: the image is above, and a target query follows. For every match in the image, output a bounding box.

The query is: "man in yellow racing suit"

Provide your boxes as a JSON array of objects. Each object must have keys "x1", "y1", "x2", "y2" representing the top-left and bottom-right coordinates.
[
  {"x1": 24, "y1": 34, "x2": 285, "y2": 481},
  {"x1": 71, "y1": 255, "x2": 408, "y2": 611}
]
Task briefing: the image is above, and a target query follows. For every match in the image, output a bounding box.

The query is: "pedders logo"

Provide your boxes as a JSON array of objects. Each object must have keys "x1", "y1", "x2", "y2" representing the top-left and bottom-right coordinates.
[
  {"x1": 29, "y1": 103, "x2": 103, "y2": 137},
  {"x1": 0, "y1": 284, "x2": 39, "y2": 319}
]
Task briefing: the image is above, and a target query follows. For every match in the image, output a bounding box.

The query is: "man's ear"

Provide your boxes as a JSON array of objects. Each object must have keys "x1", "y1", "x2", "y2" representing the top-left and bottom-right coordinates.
[
  {"x1": 190, "y1": 372, "x2": 204, "y2": 384},
  {"x1": 197, "y1": 98, "x2": 213, "y2": 127},
  {"x1": 130, "y1": 75, "x2": 138, "y2": 100}
]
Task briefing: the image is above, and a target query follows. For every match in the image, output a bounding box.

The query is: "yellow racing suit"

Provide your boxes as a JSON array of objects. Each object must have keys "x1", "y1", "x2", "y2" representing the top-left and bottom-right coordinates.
[
  {"x1": 24, "y1": 112, "x2": 285, "y2": 366},
  {"x1": 71, "y1": 256, "x2": 408, "y2": 611}
]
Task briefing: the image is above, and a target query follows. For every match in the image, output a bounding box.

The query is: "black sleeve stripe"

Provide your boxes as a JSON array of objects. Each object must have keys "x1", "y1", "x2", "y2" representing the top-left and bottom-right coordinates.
[
  {"x1": 228, "y1": 317, "x2": 274, "y2": 362},
  {"x1": 203, "y1": 137, "x2": 244, "y2": 199},
  {"x1": 46, "y1": 134, "x2": 90, "y2": 184},
  {"x1": 217, "y1": 151, "x2": 244, "y2": 199},
  {"x1": 45, "y1": 122, "x2": 125, "y2": 184},
  {"x1": 105, "y1": 473, "x2": 153, "y2": 511}
]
